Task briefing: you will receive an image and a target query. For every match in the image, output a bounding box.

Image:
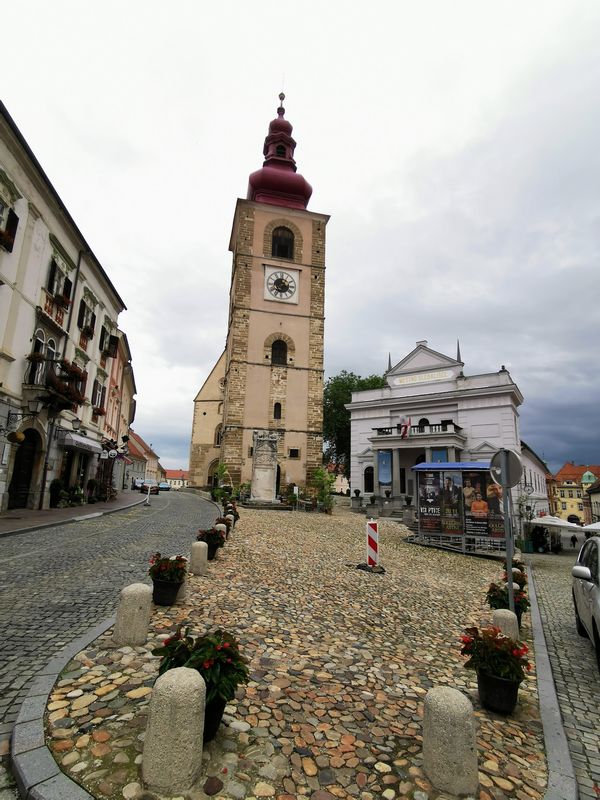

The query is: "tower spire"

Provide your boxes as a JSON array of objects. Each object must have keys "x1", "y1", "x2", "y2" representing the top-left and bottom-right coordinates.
[
  {"x1": 456, "y1": 339, "x2": 462, "y2": 363},
  {"x1": 387, "y1": 353, "x2": 392, "y2": 373},
  {"x1": 247, "y1": 94, "x2": 313, "y2": 209}
]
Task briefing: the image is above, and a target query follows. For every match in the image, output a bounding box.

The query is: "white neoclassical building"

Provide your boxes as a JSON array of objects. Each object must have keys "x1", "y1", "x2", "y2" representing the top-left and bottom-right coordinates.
[{"x1": 347, "y1": 340, "x2": 549, "y2": 520}]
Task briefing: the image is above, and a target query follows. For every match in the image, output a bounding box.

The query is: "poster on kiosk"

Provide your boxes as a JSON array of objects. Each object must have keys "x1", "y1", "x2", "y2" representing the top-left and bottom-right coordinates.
[{"x1": 417, "y1": 467, "x2": 503, "y2": 537}]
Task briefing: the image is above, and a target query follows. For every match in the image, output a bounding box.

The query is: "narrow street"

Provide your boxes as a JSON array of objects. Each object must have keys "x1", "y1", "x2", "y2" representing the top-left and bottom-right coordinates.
[
  {"x1": 530, "y1": 548, "x2": 600, "y2": 800},
  {"x1": 0, "y1": 492, "x2": 216, "y2": 750}
]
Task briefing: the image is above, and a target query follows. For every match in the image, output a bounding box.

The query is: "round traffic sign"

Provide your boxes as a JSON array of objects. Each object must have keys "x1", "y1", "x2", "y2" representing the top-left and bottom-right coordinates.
[{"x1": 490, "y1": 449, "x2": 522, "y2": 488}]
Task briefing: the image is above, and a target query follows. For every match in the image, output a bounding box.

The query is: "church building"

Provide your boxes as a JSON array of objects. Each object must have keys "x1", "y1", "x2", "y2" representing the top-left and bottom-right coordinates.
[{"x1": 189, "y1": 96, "x2": 329, "y2": 494}]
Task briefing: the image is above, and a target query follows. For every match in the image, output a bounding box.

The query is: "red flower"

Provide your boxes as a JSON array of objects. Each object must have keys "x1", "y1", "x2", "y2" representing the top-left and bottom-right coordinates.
[{"x1": 223, "y1": 641, "x2": 231, "y2": 648}]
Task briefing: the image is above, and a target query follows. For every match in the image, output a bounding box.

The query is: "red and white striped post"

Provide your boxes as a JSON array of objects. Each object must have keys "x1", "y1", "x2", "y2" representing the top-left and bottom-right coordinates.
[{"x1": 366, "y1": 519, "x2": 379, "y2": 566}]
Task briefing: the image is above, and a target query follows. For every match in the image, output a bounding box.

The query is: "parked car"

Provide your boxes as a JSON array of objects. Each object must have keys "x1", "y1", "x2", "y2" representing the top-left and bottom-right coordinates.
[
  {"x1": 572, "y1": 535, "x2": 600, "y2": 671},
  {"x1": 140, "y1": 479, "x2": 159, "y2": 495},
  {"x1": 158, "y1": 481, "x2": 170, "y2": 491},
  {"x1": 133, "y1": 478, "x2": 144, "y2": 490}
]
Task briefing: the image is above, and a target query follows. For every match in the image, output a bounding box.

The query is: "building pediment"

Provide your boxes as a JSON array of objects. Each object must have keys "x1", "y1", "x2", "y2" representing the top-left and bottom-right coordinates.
[
  {"x1": 386, "y1": 341, "x2": 462, "y2": 389},
  {"x1": 470, "y1": 440, "x2": 498, "y2": 456}
]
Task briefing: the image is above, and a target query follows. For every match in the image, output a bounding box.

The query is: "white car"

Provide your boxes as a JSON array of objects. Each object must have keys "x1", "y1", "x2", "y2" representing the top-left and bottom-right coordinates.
[{"x1": 572, "y1": 536, "x2": 600, "y2": 671}]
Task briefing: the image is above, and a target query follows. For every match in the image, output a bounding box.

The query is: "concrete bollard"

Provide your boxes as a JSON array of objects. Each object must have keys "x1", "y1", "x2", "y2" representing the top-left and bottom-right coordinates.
[
  {"x1": 190, "y1": 541, "x2": 208, "y2": 575},
  {"x1": 493, "y1": 608, "x2": 520, "y2": 640},
  {"x1": 423, "y1": 686, "x2": 478, "y2": 796},
  {"x1": 225, "y1": 513, "x2": 235, "y2": 530},
  {"x1": 215, "y1": 522, "x2": 228, "y2": 540},
  {"x1": 112, "y1": 583, "x2": 153, "y2": 646},
  {"x1": 142, "y1": 667, "x2": 206, "y2": 793},
  {"x1": 175, "y1": 574, "x2": 188, "y2": 604}
]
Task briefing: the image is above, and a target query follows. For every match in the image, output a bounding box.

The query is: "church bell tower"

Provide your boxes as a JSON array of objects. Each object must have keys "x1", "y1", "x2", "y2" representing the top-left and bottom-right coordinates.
[{"x1": 218, "y1": 94, "x2": 329, "y2": 493}]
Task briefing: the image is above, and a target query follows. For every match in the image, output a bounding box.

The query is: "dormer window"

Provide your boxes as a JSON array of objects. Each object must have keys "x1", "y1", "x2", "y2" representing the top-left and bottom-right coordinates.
[{"x1": 272, "y1": 226, "x2": 294, "y2": 260}]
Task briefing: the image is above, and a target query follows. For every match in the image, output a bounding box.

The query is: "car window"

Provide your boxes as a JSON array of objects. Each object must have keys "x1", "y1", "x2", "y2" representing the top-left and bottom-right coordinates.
[{"x1": 582, "y1": 541, "x2": 599, "y2": 582}]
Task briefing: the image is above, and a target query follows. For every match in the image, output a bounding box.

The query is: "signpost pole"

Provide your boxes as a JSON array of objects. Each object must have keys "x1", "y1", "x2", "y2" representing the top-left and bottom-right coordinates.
[{"x1": 501, "y1": 449, "x2": 515, "y2": 614}]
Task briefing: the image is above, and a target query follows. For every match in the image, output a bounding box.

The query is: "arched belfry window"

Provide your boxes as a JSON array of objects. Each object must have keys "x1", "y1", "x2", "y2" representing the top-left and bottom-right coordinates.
[
  {"x1": 273, "y1": 402, "x2": 282, "y2": 420},
  {"x1": 272, "y1": 226, "x2": 294, "y2": 260},
  {"x1": 214, "y1": 424, "x2": 222, "y2": 447},
  {"x1": 271, "y1": 340, "x2": 287, "y2": 366},
  {"x1": 275, "y1": 144, "x2": 286, "y2": 157}
]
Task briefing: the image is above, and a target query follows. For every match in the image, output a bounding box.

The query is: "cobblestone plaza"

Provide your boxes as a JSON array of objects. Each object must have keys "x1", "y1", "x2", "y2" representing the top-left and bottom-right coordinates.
[{"x1": 0, "y1": 493, "x2": 598, "y2": 798}]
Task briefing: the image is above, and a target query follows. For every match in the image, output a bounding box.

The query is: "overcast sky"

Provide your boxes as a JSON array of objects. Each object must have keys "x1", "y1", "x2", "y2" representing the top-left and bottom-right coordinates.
[{"x1": 4, "y1": 1, "x2": 600, "y2": 473}]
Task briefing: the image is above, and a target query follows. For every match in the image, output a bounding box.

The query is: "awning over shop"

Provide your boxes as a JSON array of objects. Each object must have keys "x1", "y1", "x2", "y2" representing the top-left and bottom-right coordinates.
[
  {"x1": 411, "y1": 461, "x2": 491, "y2": 471},
  {"x1": 60, "y1": 432, "x2": 103, "y2": 454}
]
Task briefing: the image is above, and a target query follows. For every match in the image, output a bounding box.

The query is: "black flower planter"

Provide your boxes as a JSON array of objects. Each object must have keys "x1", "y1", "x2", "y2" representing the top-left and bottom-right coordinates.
[
  {"x1": 152, "y1": 579, "x2": 182, "y2": 606},
  {"x1": 207, "y1": 543, "x2": 219, "y2": 561},
  {"x1": 477, "y1": 671, "x2": 520, "y2": 715},
  {"x1": 203, "y1": 696, "x2": 227, "y2": 742}
]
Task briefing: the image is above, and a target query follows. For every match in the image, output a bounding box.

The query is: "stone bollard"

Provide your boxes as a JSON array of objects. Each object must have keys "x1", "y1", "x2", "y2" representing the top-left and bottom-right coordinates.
[
  {"x1": 493, "y1": 608, "x2": 520, "y2": 640},
  {"x1": 225, "y1": 513, "x2": 235, "y2": 530},
  {"x1": 215, "y1": 522, "x2": 228, "y2": 540},
  {"x1": 423, "y1": 686, "x2": 478, "y2": 796},
  {"x1": 190, "y1": 541, "x2": 208, "y2": 575},
  {"x1": 175, "y1": 574, "x2": 188, "y2": 604},
  {"x1": 142, "y1": 667, "x2": 206, "y2": 793},
  {"x1": 112, "y1": 583, "x2": 153, "y2": 646}
]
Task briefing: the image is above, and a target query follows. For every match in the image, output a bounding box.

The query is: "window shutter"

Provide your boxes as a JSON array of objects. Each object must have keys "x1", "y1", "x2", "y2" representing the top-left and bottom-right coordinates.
[
  {"x1": 2, "y1": 208, "x2": 19, "y2": 252},
  {"x1": 48, "y1": 260, "x2": 57, "y2": 294},
  {"x1": 92, "y1": 379, "x2": 99, "y2": 407},
  {"x1": 99, "y1": 327, "x2": 106, "y2": 352},
  {"x1": 89, "y1": 312, "x2": 96, "y2": 336},
  {"x1": 77, "y1": 300, "x2": 86, "y2": 329},
  {"x1": 100, "y1": 385, "x2": 107, "y2": 410},
  {"x1": 63, "y1": 276, "x2": 72, "y2": 300},
  {"x1": 107, "y1": 334, "x2": 119, "y2": 358}
]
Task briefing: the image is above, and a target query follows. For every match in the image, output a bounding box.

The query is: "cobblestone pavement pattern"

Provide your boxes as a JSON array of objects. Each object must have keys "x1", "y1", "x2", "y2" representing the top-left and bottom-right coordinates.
[
  {"x1": 43, "y1": 505, "x2": 547, "y2": 800},
  {"x1": 0, "y1": 492, "x2": 217, "y2": 797},
  {"x1": 530, "y1": 548, "x2": 600, "y2": 800}
]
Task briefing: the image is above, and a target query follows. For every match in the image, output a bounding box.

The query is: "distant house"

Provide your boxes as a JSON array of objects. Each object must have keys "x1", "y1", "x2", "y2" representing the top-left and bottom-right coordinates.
[
  {"x1": 128, "y1": 431, "x2": 160, "y2": 481},
  {"x1": 552, "y1": 463, "x2": 600, "y2": 525},
  {"x1": 165, "y1": 469, "x2": 189, "y2": 491}
]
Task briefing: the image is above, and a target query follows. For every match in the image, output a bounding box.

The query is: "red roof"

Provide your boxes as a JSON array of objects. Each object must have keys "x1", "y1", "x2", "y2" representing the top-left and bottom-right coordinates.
[
  {"x1": 129, "y1": 430, "x2": 159, "y2": 459},
  {"x1": 555, "y1": 463, "x2": 600, "y2": 481},
  {"x1": 165, "y1": 469, "x2": 189, "y2": 480}
]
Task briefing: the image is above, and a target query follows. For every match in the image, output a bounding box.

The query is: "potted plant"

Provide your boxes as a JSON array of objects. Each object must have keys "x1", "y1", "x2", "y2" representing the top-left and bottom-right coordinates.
[
  {"x1": 197, "y1": 528, "x2": 226, "y2": 560},
  {"x1": 460, "y1": 626, "x2": 531, "y2": 714},
  {"x1": 486, "y1": 581, "x2": 530, "y2": 627},
  {"x1": 152, "y1": 626, "x2": 250, "y2": 741},
  {"x1": 148, "y1": 552, "x2": 188, "y2": 606},
  {"x1": 404, "y1": 495, "x2": 413, "y2": 506},
  {"x1": 49, "y1": 478, "x2": 63, "y2": 508}
]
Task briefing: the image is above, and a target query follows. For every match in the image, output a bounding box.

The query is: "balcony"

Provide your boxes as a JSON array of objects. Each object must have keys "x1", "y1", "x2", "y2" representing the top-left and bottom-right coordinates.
[
  {"x1": 369, "y1": 421, "x2": 467, "y2": 450},
  {"x1": 40, "y1": 289, "x2": 68, "y2": 331},
  {"x1": 23, "y1": 358, "x2": 86, "y2": 412}
]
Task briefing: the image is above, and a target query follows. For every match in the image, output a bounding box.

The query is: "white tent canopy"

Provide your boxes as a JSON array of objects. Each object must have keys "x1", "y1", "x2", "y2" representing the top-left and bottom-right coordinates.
[
  {"x1": 583, "y1": 521, "x2": 600, "y2": 531},
  {"x1": 526, "y1": 516, "x2": 581, "y2": 529}
]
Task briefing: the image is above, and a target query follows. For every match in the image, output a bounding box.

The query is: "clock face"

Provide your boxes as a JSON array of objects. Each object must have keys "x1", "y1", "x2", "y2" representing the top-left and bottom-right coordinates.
[{"x1": 267, "y1": 270, "x2": 297, "y2": 300}]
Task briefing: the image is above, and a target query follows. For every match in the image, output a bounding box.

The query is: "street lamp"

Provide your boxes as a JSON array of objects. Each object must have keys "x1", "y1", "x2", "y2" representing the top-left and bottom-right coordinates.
[{"x1": 0, "y1": 398, "x2": 44, "y2": 434}]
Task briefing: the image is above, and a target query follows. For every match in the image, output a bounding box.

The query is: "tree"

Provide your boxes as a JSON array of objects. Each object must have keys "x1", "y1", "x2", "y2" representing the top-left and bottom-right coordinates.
[{"x1": 323, "y1": 370, "x2": 386, "y2": 476}]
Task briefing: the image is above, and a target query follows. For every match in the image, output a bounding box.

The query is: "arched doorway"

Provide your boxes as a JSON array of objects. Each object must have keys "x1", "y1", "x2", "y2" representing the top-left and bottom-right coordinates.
[
  {"x1": 207, "y1": 459, "x2": 219, "y2": 488},
  {"x1": 567, "y1": 514, "x2": 581, "y2": 525},
  {"x1": 8, "y1": 429, "x2": 42, "y2": 509}
]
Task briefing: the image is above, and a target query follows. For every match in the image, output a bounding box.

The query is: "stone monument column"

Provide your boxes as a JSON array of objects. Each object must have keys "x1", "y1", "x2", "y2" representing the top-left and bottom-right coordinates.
[{"x1": 250, "y1": 430, "x2": 279, "y2": 503}]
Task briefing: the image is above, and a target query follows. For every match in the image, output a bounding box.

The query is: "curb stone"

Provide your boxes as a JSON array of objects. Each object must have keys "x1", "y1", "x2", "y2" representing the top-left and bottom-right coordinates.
[
  {"x1": 528, "y1": 562, "x2": 579, "y2": 800},
  {"x1": 11, "y1": 618, "x2": 115, "y2": 800}
]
